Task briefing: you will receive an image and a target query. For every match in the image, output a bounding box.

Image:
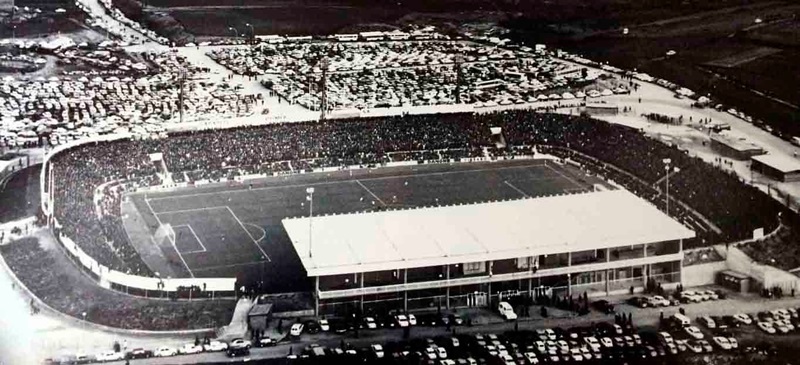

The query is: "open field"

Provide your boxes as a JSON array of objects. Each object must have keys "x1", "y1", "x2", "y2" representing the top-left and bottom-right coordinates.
[
  {"x1": 509, "y1": 2, "x2": 800, "y2": 137},
  {"x1": 128, "y1": 159, "x2": 605, "y2": 293}
]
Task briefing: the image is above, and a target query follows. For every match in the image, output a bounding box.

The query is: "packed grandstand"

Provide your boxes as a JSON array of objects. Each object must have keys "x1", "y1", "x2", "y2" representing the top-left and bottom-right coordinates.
[{"x1": 47, "y1": 110, "x2": 791, "y2": 284}]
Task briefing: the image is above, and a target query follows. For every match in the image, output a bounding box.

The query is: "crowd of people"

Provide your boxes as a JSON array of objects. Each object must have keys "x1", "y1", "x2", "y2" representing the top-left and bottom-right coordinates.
[
  {"x1": 48, "y1": 110, "x2": 786, "y2": 278},
  {"x1": 1, "y1": 237, "x2": 234, "y2": 330},
  {"x1": 0, "y1": 51, "x2": 258, "y2": 149},
  {"x1": 210, "y1": 41, "x2": 600, "y2": 111}
]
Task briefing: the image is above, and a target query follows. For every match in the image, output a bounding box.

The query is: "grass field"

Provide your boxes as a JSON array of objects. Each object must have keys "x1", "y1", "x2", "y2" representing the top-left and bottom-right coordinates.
[{"x1": 129, "y1": 159, "x2": 605, "y2": 293}]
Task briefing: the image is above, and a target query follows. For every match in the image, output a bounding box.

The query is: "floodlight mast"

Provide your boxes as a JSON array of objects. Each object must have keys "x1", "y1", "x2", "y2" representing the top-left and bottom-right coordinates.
[
  {"x1": 306, "y1": 187, "x2": 315, "y2": 258},
  {"x1": 318, "y1": 59, "x2": 329, "y2": 121}
]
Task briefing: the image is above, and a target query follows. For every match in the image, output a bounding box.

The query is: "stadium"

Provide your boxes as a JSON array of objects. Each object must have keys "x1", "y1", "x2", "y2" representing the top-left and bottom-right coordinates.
[{"x1": 36, "y1": 110, "x2": 790, "y2": 321}]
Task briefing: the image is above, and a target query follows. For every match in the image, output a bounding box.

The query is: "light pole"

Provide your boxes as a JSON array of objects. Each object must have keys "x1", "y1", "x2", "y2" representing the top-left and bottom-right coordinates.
[
  {"x1": 228, "y1": 27, "x2": 239, "y2": 38},
  {"x1": 246, "y1": 23, "x2": 255, "y2": 45},
  {"x1": 662, "y1": 158, "x2": 680, "y2": 216},
  {"x1": 306, "y1": 187, "x2": 315, "y2": 258}
]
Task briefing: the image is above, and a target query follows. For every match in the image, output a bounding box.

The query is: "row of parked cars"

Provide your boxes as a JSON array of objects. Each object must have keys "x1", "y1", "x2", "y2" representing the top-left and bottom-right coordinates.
[{"x1": 626, "y1": 290, "x2": 725, "y2": 308}]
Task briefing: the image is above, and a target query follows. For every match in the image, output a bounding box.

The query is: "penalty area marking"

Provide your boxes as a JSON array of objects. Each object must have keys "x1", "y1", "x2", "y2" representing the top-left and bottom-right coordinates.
[{"x1": 227, "y1": 206, "x2": 271, "y2": 262}]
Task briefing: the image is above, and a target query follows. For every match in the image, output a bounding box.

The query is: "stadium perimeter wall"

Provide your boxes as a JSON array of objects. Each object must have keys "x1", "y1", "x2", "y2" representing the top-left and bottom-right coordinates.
[{"x1": 40, "y1": 133, "x2": 236, "y2": 299}]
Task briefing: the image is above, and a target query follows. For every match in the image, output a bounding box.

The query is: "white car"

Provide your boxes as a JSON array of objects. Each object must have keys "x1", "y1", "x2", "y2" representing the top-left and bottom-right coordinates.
[
  {"x1": 569, "y1": 348, "x2": 584, "y2": 362},
  {"x1": 681, "y1": 291, "x2": 703, "y2": 303},
  {"x1": 684, "y1": 326, "x2": 704, "y2": 339},
  {"x1": 702, "y1": 290, "x2": 719, "y2": 300},
  {"x1": 177, "y1": 343, "x2": 203, "y2": 354},
  {"x1": 733, "y1": 313, "x2": 752, "y2": 325},
  {"x1": 95, "y1": 351, "x2": 125, "y2": 362},
  {"x1": 758, "y1": 321, "x2": 776, "y2": 334},
  {"x1": 408, "y1": 314, "x2": 417, "y2": 326},
  {"x1": 319, "y1": 319, "x2": 330, "y2": 332},
  {"x1": 727, "y1": 337, "x2": 738, "y2": 349},
  {"x1": 363, "y1": 317, "x2": 377, "y2": 329},
  {"x1": 544, "y1": 328, "x2": 557, "y2": 340},
  {"x1": 290, "y1": 323, "x2": 304, "y2": 336},
  {"x1": 524, "y1": 352, "x2": 539, "y2": 364},
  {"x1": 712, "y1": 336, "x2": 731, "y2": 350},
  {"x1": 424, "y1": 347, "x2": 437, "y2": 360},
  {"x1": 436, "y1": 346, "x2": 448, "y2": 359},
  {"x1": 154, "y1": 346, "x2": 177, "y2": 357},
  {"x1": 658, "y1": 332, "x2": 674, "y2": 345},
  {"x1": 229, "y1": 338, "x2": 251, "y2": 349},
  {"x1": 203, "y1": 340, "x2": 228, "y2": 352},
  {"x1": 649, "y1": 295, "x2": 670, "y2": 307},
  {"x1": 584, "y1": 336, "x2": 601, "y2": 351},
  {"x1": 557, "y1": 340, "x2": 569, "y2": 353},
  {"x1": 600, "y1": 337, "x2": 613, "y2": 348},
  {"x1": 498, "y1": 301, "x2": 518, "y2": 320},
  {"x1": 395, "y1": 314, "x2": 410, "y2": 327},
  {"x1": 371, "y1": 344, "x2": 384, "y2": 358}
]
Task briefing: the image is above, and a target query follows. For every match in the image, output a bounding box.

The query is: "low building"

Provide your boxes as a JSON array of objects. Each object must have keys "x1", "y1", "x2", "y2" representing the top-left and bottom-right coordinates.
[
  {"x1": 359, "y1": 31, "x2": 385, "y2": 41},
  {"x1": 283, "y1": 189, "x2": 694, "y2": 316},
  {"x1": 709, "y1": 134, "x2": 765, "y2": 160},
  {"x1": 751, "y1": 154, "x2": 800, "y2": 182}
]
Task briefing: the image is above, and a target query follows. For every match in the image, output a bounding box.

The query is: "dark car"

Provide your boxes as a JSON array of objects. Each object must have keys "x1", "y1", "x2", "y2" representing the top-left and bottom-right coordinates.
[
  {"x1": 305, "y1": 320, "x2": 321, "y2": 334},
  {"x1": 417, "y1": 313, "x2": 442, "y2": 327},
  {"x1": 626, "y1": 296, "x2": 648, "y2": 308},
  {"x1": 592, "y1": 300, "x2": 615, "y2": 314},
  {"x1": 227, "y1": 346, "x2": 250, "y2": 357},
  {"x1": 126, "y1": 348, "x2": 153, "y2": 359},
  {"x1": 328, "y1": 318, "x2": 350, "y2": 334}
]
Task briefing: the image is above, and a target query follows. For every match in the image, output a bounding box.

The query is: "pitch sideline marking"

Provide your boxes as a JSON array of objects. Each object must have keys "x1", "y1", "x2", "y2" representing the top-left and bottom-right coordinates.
[
  {"x1": 146, "y1": 163, "x2": 550, "y2": 203},
  {"x1": 191, "y1": 260, "x2": 269, "y2": 273},
  {"x1": 355, "y1": 180, "x2": 386, "y2": 206},
  {"x1": 155, "y1": 205, "x2": 229, "y2": 216},
  {"x1": 545, "y1": 164, "x2": 584, "y2": 189},
  {"x1": 503, "y1": 180, "x2": 530, "y2": 198},
  {"x1": 227, "y1": 206, "x2": 271, "y2": 262}
]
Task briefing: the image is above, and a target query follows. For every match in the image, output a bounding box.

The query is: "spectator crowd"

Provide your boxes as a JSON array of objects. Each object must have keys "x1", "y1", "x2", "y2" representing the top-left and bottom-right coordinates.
[{"x1": 46, "y1": 110, "x2": 788, "y2": 279}]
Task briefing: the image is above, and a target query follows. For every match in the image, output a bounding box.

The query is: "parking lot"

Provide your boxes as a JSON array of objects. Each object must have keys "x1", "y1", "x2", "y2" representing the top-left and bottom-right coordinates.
[{"x1": 83, "y1": 287, "x2": 800, "y2": 365}]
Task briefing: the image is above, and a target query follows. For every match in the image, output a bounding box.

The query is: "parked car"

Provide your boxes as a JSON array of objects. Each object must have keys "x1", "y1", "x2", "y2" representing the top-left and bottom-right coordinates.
[
  {"x1": 363, "y1": 317, "x2": 378, "y2": 329},
  {"x1": 648, "y1": 296, "x2": 670, "y2": 307},
  {"x1": 371, "y1": 344, "x2": 385, "y2": 359},
  {"x1": 304, "y1": 320, "x2": 321, "y2": 334},
  {"x1": 698, "y1": 316, "x2": 716, "y2": 329},
  {"x1": 177, "y1": 343, "x2": 203, "y2": 355},
  {"x1": 627, "y1": 296, "x2": 648, "y2": 308},
  {"x1": 154, "y1": 347, "x2": 177, "y2": 357},
  {"x1": 591, "y1": 300, "x2": 615, "y2": 313},
  {"x1": 498, "y1": 301, "x2": 518, "y2": 320},
  {"x1": 407, "y1": 314, "x2": 417, "y2": 326},
  {"x1": 258, "y1": 338, "x2": 277, "y2": 347},
  {"x1": 290, "y1": 323, "x2": 305, "y2": 336},
  {"x1": 229, "y1": 338, "x2": 252, "y2": 349},
  {"x1": 395, "y1": 314, "x2": 410, "y2": 327},
  {"x1": 95, "y1": 351, "x2": 125, "y2": 362},
  {"x1": 319, "y1": 318, "x2": 330, "y2": 332},
  {"x1": 733, "y1": 313, "x2": 752, "y2": 325},
  {"x1": 227, "y1": 346, "x2": 250, "y2": 357},
  {"x1": 204, "y1": 340, "x2": 228, "y2": 352},
  {"x1": 712, "y1": 337, "x2": 732, "y2": 350},
  {"x1": 758, "y1": 321, "x2": 776, "y2": 334},
  {"x1": 126, "y1": 348, "x2": 153, "y2": 359},
  {"x1": 684, "y1": 326, "x2": 704, "y2": 339}
]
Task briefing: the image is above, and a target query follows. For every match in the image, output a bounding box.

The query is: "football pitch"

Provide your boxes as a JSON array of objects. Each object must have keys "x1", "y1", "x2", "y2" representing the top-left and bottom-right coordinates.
[{"x1": 128, "y1": 159, "x2": 607, "y2": 293}]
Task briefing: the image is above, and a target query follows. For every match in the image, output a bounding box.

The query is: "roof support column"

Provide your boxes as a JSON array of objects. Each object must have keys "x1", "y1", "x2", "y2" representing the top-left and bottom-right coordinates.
[
  {"x1": 679, "y1": 239, "x2": 684, "y2": 285},
  {"x1": 528, "y1": 256, "x2": 533, "y2": 299},
  {"x1": 445, "y1": 265, "x2": 450, "y2": 310},
  {"x1": 359, "y1": 272, "x2": 364, "y2": 313},
  {"x1": 403, "y1": 269, "x2": 408, "y2": 313},
  {"x1": 315, "y1": 276, "x2": 320, "y2": 317},
  {"x1": 605, "y1": 269, "x2": 610, "y2": 296},
  {"x1": 488, "y1": 260, "x2": 493, "y2": 307}
]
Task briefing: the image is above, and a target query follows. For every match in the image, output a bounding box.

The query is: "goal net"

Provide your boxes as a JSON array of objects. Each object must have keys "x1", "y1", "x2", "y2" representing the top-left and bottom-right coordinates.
[{"x1": 153, "y1": 223, "x2": 175, "y2": 246}]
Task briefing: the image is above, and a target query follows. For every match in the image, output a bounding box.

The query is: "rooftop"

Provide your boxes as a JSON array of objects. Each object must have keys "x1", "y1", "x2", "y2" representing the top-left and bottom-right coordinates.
[
  {"x1": 752, "y1": 153, "x2": 800, "y2": 173},
  {"x1": 283, "y1": 189, "x2": 695, "y2": 277}
]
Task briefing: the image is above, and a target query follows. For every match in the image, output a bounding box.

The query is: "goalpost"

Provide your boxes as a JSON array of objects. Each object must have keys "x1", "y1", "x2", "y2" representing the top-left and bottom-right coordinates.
[{"x1": 153, "y1": 223, "x2": 176, "y2": 246}]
